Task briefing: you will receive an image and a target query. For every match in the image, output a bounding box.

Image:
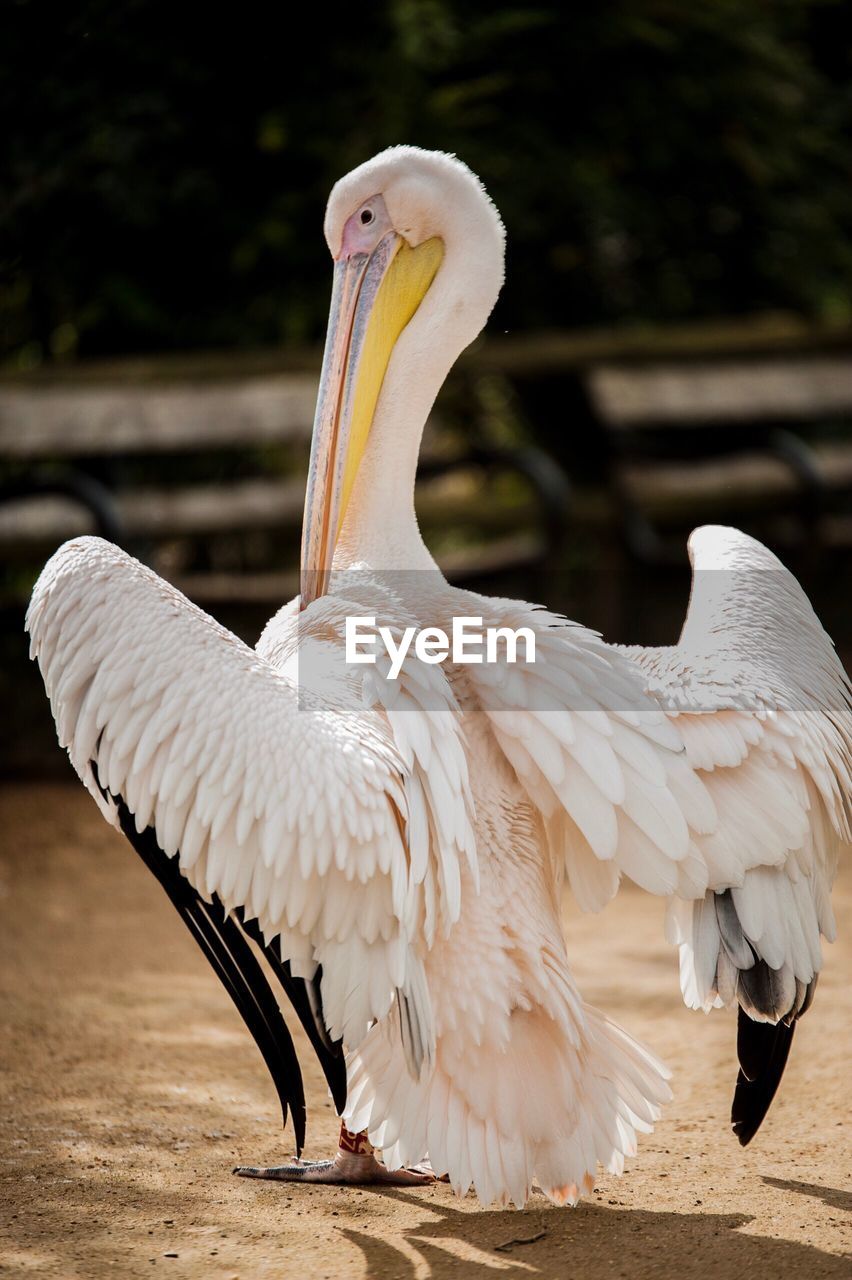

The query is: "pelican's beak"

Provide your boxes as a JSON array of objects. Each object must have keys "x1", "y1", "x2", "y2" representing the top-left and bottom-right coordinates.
[{"x1": 300, "y1": 231, "x2": 443, "y2": 606}]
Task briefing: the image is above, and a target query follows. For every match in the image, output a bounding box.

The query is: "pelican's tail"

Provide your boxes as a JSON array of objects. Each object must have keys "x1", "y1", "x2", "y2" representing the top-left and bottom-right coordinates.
[{"x1": 345, "y1": 999, "x2": 671, "y2": 1208}]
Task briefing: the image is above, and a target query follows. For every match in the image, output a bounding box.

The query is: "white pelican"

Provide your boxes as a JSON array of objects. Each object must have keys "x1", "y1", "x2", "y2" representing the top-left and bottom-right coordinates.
[{"x1": 28, "y1": 147, "x2": 852, "y2": 1208}]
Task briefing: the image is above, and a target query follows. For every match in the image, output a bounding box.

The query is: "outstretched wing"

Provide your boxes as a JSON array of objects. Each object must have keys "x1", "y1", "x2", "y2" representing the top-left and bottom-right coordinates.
[
  {"x1": 463, "y1": 528, "x2": 851, "y2": 1143},
  {"x1": 27, "y1": 536, "x2": 437, "y2": 1080},
  {"x1": 627, "y1": 526, "x2": 852, "y2": 1141}
]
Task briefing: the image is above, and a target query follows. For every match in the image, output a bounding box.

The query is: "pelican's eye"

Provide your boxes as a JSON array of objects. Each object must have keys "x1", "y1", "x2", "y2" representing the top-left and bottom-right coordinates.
[{"x1": 360, "y1": 208, "x2": 375, "y2": 226}]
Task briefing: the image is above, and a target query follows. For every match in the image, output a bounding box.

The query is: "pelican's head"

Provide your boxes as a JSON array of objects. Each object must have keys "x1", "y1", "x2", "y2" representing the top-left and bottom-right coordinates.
[{"x1": 300, "y1": 146, "x2": 505, "y2": 604}]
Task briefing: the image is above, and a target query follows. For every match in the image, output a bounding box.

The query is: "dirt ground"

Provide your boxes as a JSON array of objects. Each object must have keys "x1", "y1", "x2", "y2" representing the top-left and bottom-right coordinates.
[{"x1": 1, "y1": 781, "x2": 850, "y2": 1280}]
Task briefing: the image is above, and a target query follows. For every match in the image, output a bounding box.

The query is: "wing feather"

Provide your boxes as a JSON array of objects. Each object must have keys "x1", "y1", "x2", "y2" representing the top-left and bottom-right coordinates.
[
  {"x1": 27, "y1": 537, "x2": 445, "y2": 1060},
  {"x1": 464, "y1": 597, "x2": 711, "y2": 901}
]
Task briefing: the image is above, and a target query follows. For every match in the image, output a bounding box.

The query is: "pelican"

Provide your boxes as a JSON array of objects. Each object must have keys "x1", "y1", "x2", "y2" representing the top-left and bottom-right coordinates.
[{"x1": 28, "y1": 147, "x2": 852, "y2": 1208}]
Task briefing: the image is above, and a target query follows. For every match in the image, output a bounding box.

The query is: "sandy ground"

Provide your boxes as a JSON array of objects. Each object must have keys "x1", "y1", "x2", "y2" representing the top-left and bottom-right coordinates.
[{"x1": 0, "y1": 781, "x2": 850, "y2": 1280}]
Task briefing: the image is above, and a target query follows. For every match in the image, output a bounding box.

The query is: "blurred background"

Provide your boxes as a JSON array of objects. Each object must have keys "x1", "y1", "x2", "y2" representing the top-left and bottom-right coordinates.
[{"x1": 3, "y1": 0, "x2": 852, "y2": 774}]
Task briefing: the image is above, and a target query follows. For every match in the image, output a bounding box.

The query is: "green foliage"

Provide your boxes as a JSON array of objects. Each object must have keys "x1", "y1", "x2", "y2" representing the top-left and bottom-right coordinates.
[{"x1": 3, "y1": 0, "x2": 852, "y2": 364}]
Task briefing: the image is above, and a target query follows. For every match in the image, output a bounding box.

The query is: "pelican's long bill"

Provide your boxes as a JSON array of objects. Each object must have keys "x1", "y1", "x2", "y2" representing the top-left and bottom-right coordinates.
[{"x1": 300, "y1": 228, "x2": 443, "y2": 606}]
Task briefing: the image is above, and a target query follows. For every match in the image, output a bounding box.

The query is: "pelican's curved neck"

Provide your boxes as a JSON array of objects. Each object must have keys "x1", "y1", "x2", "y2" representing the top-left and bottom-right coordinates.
[
  {"x1": 334, "y1": 411, "x2": 433, "y2": 571},
  {"x1": 333, "y1": 286, "x2": 459, "y2": 574}
]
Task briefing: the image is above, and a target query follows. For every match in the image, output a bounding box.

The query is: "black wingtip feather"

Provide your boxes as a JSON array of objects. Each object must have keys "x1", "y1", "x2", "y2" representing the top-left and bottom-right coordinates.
[
  {"x1": 236, "y1": 910, "x2": 347, "y2": 1115},
  {"x1": 731, "y1": 1009, "x2": 796, "y2": 1146},
  {"x1": 110, "y1": 793, "x2": 310, "y2": 1151},
  {"x1": 94, "y1": 768, "x2": 346, "y2": 1156}
]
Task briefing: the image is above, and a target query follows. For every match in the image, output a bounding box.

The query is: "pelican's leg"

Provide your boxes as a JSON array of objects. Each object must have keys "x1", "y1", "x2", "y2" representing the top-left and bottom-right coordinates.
[{"x1": 234, "y1": 1123, "x2": 434, "y2": 1186}]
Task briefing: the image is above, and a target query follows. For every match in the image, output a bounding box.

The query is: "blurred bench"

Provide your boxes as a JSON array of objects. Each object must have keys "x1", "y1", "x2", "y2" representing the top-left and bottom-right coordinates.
[
  {"x1": 469, "y1": 315, "x2": 852, "y2": 566},
  {"x1": 5, "y1": 316, "x2": 852, "y2": 603},
  {"x1": 0, "y1": 357, "x2": 569, "y2": 608},
  {"x1": 589, "y1": 355, "x2": 852, "y2": 563}
]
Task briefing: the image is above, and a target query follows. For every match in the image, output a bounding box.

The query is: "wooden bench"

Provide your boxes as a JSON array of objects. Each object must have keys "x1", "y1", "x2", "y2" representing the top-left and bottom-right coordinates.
[
  {"x1": 588, "y1": 354, "x2": 852, "y2": 562},
  {"x1": 4, "y1": 315, "x2": 852, "y2": 599},
  {"x1": 0, "y1": 356, "x2": 570, "y2": 611},
  {"x1": 463, "y1": 315, "x2": 852, "y2": 565}
]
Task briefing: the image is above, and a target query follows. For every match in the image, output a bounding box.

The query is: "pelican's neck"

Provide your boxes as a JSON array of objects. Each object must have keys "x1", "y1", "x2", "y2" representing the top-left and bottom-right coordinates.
[
  {"x1": 334, "y1": 431, "x2": 432, "y2": 571},
  {"x1": 333, "y1": 312, "x2": 454, "y2": 574}
]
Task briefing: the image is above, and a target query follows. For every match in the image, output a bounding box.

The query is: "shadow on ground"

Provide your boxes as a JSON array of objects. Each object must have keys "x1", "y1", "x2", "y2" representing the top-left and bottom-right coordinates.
[
  {"x1": 762, "y1": 1176, "x2": 852, "y2": 1216},
  {"x1": 340, "y1": 1184, "x2": 852, "y2": 1280}
]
